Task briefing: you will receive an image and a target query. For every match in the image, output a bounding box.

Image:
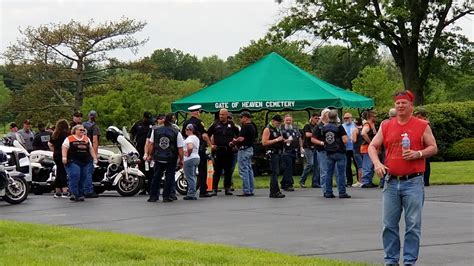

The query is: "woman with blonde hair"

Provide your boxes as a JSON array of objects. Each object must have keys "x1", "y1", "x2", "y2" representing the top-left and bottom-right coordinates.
[{"x1": 62, "y1": 124, "x2": 97, "y2": 201}]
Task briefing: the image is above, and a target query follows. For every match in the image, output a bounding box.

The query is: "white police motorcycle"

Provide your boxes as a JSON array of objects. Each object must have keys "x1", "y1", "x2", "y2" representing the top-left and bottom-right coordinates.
[{"x1": 95, "y1": 126, "x2": 146, "y2": 196}]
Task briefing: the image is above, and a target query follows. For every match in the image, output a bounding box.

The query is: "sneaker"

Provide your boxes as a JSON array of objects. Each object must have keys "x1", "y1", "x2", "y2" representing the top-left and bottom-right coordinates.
[
  {"x1": 162, "y1": 198, "x2": 173, "y2": 202},
  {"x1": 339, "y1": 193, "x2": 352, "y2": 199},
  {"x1": 237, "y1": 193, "x2": 253, "y2": 197},
  {"x1": 299, "y1": 182, "x2": 306, "y2": 188},
  {"x1": 199, "y1": 193, "x2": 213, "y2": 198},
  {"x1": 77, "y1": 196, "x2": 85, "y2": 201},
  {"x1": 54, "y1": 193, "x2": 61, "y2": 198},
  {"x1": 84, "y1": 192, "x2": 99, "y2": 198},
  {"x1": 69, "y1": 195, "x2": 77, "y2": 202},
  {"x1": 324, "y1": 193, "x2": 336, "y2": 198},
  {"x1": 61, "y1": 193, "x2": 69, "y2": 199},
  {"x1": 283, "y1": 186, "x2": 295, "y2": 192},
  {"x1": 170, "y1": 194, "x2": 178, "y2": 200},
  {"x1": 352, "y1": 182, "x2": 362, "y2": 188},
  {"x1": 269, "y1": 192, "x2": 286, "y2": 198},
  {"x1": 183, "y1": 196, "x2": 197, "y2": 200},
  {"x1": 147, "y1": 197, "x2": 158, "y2": 202}
]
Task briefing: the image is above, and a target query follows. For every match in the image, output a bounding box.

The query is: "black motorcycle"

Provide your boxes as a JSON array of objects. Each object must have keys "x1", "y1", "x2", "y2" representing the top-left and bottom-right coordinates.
[{"x1": 0, "y1": 150, "x2": 28, "y2": 204}]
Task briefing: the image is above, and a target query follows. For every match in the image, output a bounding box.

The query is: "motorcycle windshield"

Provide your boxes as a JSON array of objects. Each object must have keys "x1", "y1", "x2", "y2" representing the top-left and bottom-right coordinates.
[{"x1": 117, "y1": 135, "x2": 138, "y2": 155}]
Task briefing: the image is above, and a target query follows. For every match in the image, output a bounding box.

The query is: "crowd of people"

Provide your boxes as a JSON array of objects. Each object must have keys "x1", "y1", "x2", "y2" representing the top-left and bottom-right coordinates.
[
  {"x1": 4, "y1": 90, "x2": 437, "y2": 265},
  {"x1": 6, "y1": 111, "x2": 101, "y2": 201},
  {"x1": 4, "y1": 99, "x2": 433, "y2": 202}
]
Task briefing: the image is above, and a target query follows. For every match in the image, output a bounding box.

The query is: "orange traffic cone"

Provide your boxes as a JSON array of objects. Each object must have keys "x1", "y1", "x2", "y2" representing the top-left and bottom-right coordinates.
[{"x1": 206, "y1": 159, "x2": 214, "y2": 192}]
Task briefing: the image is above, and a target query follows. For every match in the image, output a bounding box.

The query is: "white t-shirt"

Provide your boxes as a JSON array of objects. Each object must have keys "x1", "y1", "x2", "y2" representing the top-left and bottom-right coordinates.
[
  {"x1": 149, "y1": 128, "x2": 184, "y2": 147},
  {"x1": 183, "y1": 135, "x2": 200, "y2": 162}
]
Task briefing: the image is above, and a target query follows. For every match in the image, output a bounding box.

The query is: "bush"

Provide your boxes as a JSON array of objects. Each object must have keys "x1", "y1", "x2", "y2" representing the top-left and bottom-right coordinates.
[
  {"x1": 418, "y1": 101, "x2": 474, "y2": 161},
  {"x1": 445, "y1": 138, "x2": 474, "y2": 161}
]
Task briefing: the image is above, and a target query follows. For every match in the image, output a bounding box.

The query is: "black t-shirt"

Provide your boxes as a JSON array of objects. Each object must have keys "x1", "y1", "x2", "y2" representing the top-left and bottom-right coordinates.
[
  {"x1": 239, "y1": 123, "x2": 256, "y2": 147},
  {"x1": 313, "y1": 122, "x2": 325, "y2": 151},
  {"x1": 33, "y1": 131, "x2": 52, "y2": 151},
  {"x1": 207, "y1": 121, "x2": 239, "y2": 147},
  {"x1": 49, "y1": 132, "x2": 68, "y2": 160},
  {"x1": 130, "y1": 120, "x2": 152, "y2": 154},
  {"x1": 303, "y1": 123, "x2": 315, "y2": 149}
]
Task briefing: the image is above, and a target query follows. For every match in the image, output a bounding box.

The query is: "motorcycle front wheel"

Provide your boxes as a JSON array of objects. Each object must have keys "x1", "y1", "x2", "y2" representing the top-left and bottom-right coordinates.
[
  {"x1": 115, "y1": 174, "x2": 144, "y2": 197},
  {"x1": 175, "y1": 171, "x2": 187, "y2": 195},
  {"x1": 2, "y1": 175, "x2": 29, "y2": 204}
]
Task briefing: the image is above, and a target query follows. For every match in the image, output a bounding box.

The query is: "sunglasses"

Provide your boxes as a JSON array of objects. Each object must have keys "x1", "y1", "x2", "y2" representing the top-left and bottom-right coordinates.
[{"x1": 343, "y1": 117, "x2": 351, "y2": 119}]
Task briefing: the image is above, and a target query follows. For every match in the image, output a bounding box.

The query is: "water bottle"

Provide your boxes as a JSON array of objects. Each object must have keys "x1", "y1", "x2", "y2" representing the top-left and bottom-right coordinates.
[
  {"x1": 287, "y1": 135, "x2": 293, "y2": 146},
  {"x1": 401, "y1": 133, "x2": 410, "y2": 153},
  {"x1": 144, "y1": 161, "x2": 150, "y2": 172}
]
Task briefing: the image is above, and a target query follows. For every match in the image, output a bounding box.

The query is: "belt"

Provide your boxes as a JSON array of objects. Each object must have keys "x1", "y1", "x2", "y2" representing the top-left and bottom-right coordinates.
[
  {"x1": 239, "y1": 146, "x2": 251, "y2": 150},
  {"x1": 388, "y1": 172, "x2": 424, "y2": 181}
]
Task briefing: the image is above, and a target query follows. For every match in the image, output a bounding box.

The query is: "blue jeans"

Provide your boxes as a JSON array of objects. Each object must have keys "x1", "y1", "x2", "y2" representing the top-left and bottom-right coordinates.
[
  {"x1": 382, "y1": 175, "x2": 424, "y2": 265},
  {"x1": 184, "y1": 158, "x2": 199, "y2": 197},
  {"x1": 361, "y1": 153, "x2": 374, "y2": 185},
  {"x1": 281, "y1": 152, "x2": 295, "y2": 188},
  {"x1": 317, "y1": 150, "x2": 328, "y2": 192},
  {"x1": 323, "y1": 152, "x2": 347, "y2": 195},
  {"x1": 83, "y1": 161, "x2": 94, "y2": 194},
  {"x1": 238, "y1": 147, "x2": 254, "y2": 194},
  {"x1": 65, "y1": 160, "x2": 92, "y2": 198},
  {"x1": 354, "y1": 153, "x2": 363, "y2": 170},
  {"x1": 269, "y1": 152, "x2": 281, "y2": 194},
  {"x1": 150, "y1": 160, "x2": 177, "y2": 199},
  {"x1": 300, "y1": 148, "x2": 320, "y2": 186}
]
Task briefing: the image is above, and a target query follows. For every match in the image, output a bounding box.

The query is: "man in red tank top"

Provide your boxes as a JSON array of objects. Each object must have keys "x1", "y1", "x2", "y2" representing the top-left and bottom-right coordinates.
[{"x1": 368, "y1": 90, "x2": 437, "y2": 266}]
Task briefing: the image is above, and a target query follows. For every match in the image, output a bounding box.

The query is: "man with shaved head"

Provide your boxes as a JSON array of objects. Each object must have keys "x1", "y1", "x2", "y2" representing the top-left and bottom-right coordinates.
[{"x1": 207, "y1": 108, "x2": 240, "y2": 196}]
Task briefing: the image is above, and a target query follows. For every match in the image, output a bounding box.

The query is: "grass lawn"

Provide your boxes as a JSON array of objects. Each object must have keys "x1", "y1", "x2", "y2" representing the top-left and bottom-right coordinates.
[
  {"x1": 0, "y1": 220, "x2": 370, "y2": 266},
  {"x1": 229, "y1": 160, "x2": 473, "y2": 189}
]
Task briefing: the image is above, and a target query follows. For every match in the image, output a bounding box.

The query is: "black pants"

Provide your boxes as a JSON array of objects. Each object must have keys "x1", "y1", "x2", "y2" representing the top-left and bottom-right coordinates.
[
  {"x1": 54, "y1": 158, "x2": 68, "y2": 188},
  {"x1": 150, "y1": 161, "x2": 176, "y2": 199},
  {"x1": 196, "y1": 151, "x2": 208, "y2": 194},
  {"x1": 213, "y1": 151, "x2": 233, "y2": 190},
  {"x1": 281, "y1": 153, "x2": 295, "y2": 188},
  {"x1": 424, "y1": 158, "x2": 430, "y2": 186},
  {"x1": 345, "y1": 150, "x2": 356, "y2": 186},
  {"x1": 269, "y1": 153, "x2": 282, "y2": 194}
]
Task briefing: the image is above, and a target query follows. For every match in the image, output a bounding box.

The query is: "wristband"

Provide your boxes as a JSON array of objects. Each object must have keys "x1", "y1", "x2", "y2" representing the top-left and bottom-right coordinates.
[{"x1": 417, "y1": 150, "x2": 423, "y2": 158}]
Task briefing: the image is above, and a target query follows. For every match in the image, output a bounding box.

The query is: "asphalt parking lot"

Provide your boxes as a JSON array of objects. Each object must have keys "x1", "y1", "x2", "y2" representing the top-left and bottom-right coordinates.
[{"x1": 1, "y1": 185, "x2": 473, "y2": 265}]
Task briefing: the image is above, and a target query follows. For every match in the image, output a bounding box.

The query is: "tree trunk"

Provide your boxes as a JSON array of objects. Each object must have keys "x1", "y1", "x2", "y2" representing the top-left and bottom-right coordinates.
[
  {"x1": 398, "y1": 44, "x2": 425, "y2": 105},
  {"x1": 74, "y1": 60, "x2": 84, "y2": 111}
]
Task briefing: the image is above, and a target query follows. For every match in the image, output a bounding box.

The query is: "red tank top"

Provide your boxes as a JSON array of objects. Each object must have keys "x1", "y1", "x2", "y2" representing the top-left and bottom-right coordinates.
[{"x1": 382, "y1": 117, "x2": 428, "y2": 176}]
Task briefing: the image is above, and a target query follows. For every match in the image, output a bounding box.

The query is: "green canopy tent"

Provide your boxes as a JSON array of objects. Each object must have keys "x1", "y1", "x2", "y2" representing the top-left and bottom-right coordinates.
[{"x1": 171, "y1": 52, "x2": 373, "y2": 113}]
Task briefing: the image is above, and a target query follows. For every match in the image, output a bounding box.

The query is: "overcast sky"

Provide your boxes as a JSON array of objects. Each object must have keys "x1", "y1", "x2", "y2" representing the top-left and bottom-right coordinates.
[{"x1": 1, "y1": 0, "x2": 473, "y2": 62}]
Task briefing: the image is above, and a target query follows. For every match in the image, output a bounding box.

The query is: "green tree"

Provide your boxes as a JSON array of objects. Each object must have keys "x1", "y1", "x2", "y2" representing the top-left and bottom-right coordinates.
[
  {"x1": 199, "y1": 55, "x2": 231, "y2": 85},
  {"x1": 0, "y1": 76, "x2": 13, "y2": 123},
  {"x1": 272, "y1": 0, "x2": 474, "y2": 105},
  {"x1": 226, "y1": 39, "x2": 311, "y2": 73},
  {"x1": 352, "y1": 64, "x2": 403, "y2": 112},
  {"x1": 146, "y1": 48, "x2": 202, "y2": 81},
  {"x1": 82, "y1": 72, "x2": 203, "y2": 129},
  {"x1": 2, "y1": 17, "x2": 148, "y2": 110},
  {"x1": 312, "y1": 45, "x2": 379, "y2": 89}
]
